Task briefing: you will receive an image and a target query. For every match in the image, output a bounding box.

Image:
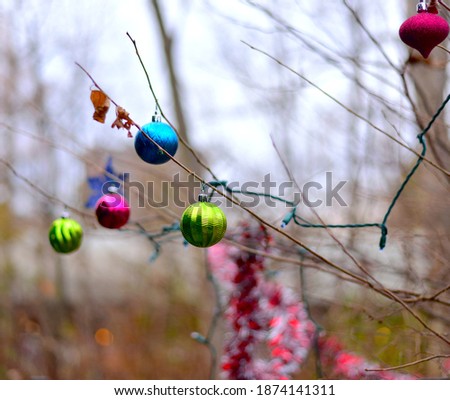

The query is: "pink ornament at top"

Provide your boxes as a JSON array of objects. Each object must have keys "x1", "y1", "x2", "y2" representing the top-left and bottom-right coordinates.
[
  {"x1": 95, "y1": 192, "x2": 130, "y2": 229},
  {"x1": 399, "y1": 1, "x2": 449, "y2": 58}
]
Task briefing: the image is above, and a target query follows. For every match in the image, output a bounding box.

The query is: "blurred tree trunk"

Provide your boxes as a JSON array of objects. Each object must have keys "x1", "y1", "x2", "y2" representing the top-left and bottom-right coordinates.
[{"x1": 148, "y1": 0, "x2": 202, "y2": 172}]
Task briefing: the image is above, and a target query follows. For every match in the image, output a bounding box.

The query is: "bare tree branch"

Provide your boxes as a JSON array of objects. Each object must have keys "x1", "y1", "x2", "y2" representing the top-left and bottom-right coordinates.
[
  {"x1": 366, "y1": 354, "x2": 450, "y2": 372},
  {"x1": 242, "y1": 41, "x2": 450, "y2": 178}
]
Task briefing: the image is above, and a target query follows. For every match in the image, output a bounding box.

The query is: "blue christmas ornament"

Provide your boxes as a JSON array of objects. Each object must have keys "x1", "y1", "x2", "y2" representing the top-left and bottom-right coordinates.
[{"x1": 134, "y1": 119, "x2": 178, "y2": 164}]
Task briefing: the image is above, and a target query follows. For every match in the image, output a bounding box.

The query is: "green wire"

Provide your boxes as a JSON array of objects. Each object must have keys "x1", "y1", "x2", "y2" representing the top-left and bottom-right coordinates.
[
  {"x1": 134, "y1": 94, "x2": 450, "y2": 257},
  {"x1": 206, "y1": 93, "x2": 450, "y2": 250}
]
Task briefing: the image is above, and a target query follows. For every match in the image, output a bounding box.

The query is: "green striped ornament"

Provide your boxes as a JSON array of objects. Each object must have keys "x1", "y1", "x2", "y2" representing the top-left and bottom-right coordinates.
[
  {"x1": 180, "y1": 198, "x2": 227, "y2": 248},
  {"x1": 49, "y1": 217, "x2": 83, "y2": 254}
]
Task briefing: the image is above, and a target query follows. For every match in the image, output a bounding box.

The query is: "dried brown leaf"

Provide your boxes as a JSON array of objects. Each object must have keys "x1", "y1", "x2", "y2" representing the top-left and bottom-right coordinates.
[
  {"x1": 111, "y1": 106, "x2": 134, "y2": 137},
  {"x1": 90, "y1": 90, "x2": 110, "y2": 123}
]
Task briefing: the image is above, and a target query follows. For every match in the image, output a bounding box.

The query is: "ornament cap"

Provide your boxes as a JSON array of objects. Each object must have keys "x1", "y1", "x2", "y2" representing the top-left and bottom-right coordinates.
[
  {"x1": 416, "y1": 0, "x2": 427, "y2": 13},
  {"x1": 198, "y1": 193, "x2": 208, "y2": 202},
  {"x1": 107, "y1": 185, "x2": 119, "y2": 194}
]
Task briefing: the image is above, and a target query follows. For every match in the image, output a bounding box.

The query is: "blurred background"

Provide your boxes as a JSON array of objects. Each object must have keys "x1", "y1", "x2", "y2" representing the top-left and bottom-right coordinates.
[{"x1": 0, "y1": 0, "x2": 449, "y2": 379}]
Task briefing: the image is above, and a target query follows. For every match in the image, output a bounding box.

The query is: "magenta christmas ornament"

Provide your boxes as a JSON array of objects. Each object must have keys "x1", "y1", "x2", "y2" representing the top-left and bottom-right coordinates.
[
  {"x1": 95, "y1": 193, "x2": 130, "y2": 229},
  {"x1": 399, "y1": 3, "x2": 449, "y2": 58}
]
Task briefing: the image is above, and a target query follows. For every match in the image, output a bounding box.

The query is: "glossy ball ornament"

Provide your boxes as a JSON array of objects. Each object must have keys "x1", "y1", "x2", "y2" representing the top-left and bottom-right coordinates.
[
  {"x1": 49, "y1": 217, "x2": 83, "y2": 254},
  {"x1": 399, "y1": 11, "x2": 449, "y2": 58},
  {"x1": 95, "y1": 193, "x2": 130, "y2": 229},
  {"x1": 134, "y1": 120, "x2": 178, "y2": 164},
  {"x1": 180, "y1": 195, "x2": 227, "y2": 248}
]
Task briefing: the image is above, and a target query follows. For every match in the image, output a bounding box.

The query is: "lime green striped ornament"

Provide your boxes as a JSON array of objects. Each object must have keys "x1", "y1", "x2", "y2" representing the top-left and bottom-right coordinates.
[
  {"x1": 180, "y1": 195, "x2": 227, "y2": 248},
  {"x1": 49, "y1": 217, "x2": 83, "y2": 254}
]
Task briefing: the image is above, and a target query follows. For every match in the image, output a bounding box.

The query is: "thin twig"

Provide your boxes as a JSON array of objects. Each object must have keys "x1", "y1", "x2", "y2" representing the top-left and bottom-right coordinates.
[
  {"x1": 0, "y1": 158, "x2": 91, "y2": 219},
  {"x1": 126, "y1": 33, "x2": 162, "y2": 119},
  {"x1": 365, "y1": 354, "x2": 450, "y2": 372},
  {"x1": 438, "y1": 0, "x2": 450, "y2": 13},
  {"x1": 429, "y1": 284, "x2": 450, "y2": 300},
  {"x1": 437, "y1": 44, "x2": 450, "y2": 55}
]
